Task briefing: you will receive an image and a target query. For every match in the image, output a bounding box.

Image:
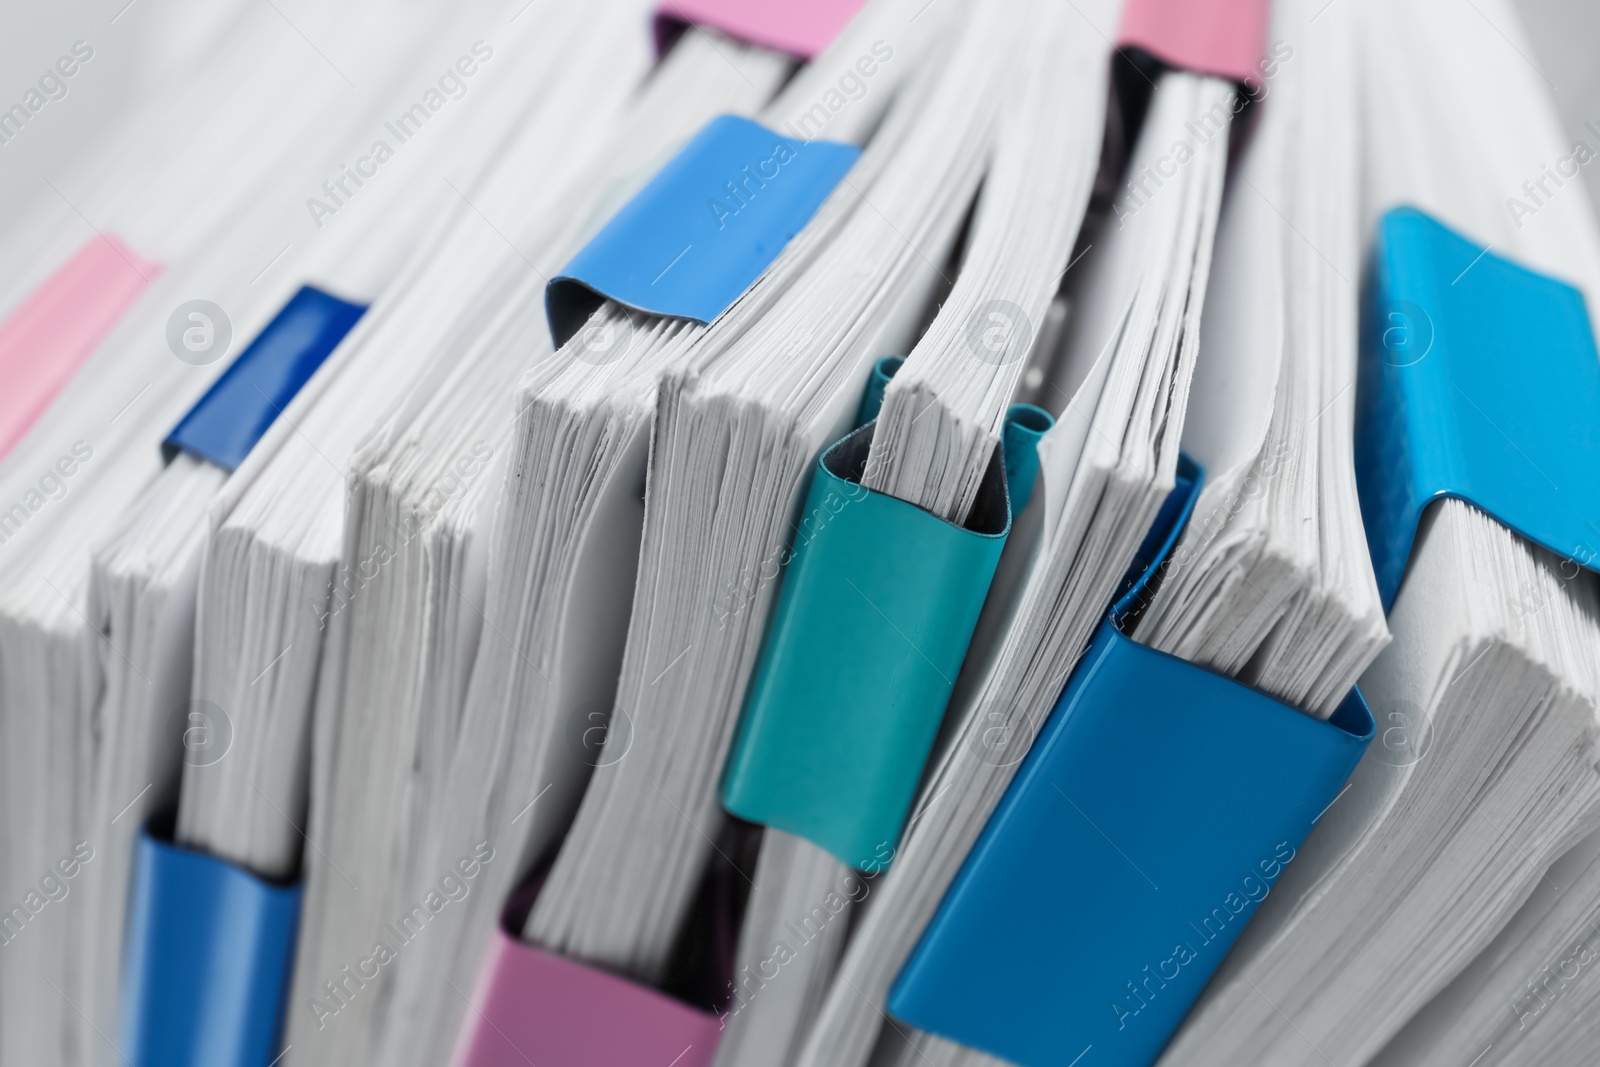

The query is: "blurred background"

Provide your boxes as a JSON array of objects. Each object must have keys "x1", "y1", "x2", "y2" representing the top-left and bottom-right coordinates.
[{"x1": 2, "y1": 0, "x2": 1599, "y2": 231}]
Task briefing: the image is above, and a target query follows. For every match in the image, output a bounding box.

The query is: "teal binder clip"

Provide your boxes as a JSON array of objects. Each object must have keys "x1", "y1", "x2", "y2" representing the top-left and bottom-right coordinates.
[
  {"x1": 1001, "y1": 402, "x2": 1051, "y2": 516},
  {"x1": 1356, "y1": 207, "x2": 1600, "y2": 607},
  {"x1": 855, "y1": 354, "x2": 1047, "y2": 511},
  {"x1": 546, "y1": 115, "x2": 859, "y2": 346},
  {"x1": 722, "y1": 375, "x2": 1052, "y2": 870},
  {"x1": 855, "y1": 355, "x2": 904, "y2": 426},
  {"x1": 887, "y1": 458, "x2": 1375, "y2": 1067}
]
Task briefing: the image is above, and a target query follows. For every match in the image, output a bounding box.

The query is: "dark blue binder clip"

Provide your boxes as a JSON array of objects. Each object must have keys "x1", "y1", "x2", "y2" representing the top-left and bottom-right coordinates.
[{"x1": 164, "y1": 284, "x2": 366, "y2": 471}]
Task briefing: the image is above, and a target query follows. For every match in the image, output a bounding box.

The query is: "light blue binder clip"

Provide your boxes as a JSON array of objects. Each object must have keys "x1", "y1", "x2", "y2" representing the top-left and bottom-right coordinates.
[
  {"x1": 887, "y1": 458, "x2": 1374, "y2": 1067},
  {"x1": 889, "y1": 205, "x2": 1600, "y2": 1067},
  {"x1": 546, "y1": 115, "x2": 859, "y2": 345},
  {"x1": 1356, "y1": 206, "x2": 1600, "y2": 605}
]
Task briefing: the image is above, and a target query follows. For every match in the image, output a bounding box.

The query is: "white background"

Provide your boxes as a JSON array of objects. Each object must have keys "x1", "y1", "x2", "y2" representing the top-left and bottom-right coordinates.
[{"x1": 0, "y1": 0, "x2": 1596, "y2": 235}]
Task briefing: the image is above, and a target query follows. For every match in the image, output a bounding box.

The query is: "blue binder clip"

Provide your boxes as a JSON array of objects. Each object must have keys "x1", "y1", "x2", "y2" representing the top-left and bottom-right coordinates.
[
  {"x1": 126, "y1": 285, "x2": 361, "y2": 1064},
  {"x1": 545, "y1": 115, "x2": 859, "y2": 345},
  {"x1": 887, "y1": 459, "x2": 1375, "y2": 1067},
  {"x1": 1356, "y1": 206, "x2": 1600, "y2": 606},
  {"x1": 121, "y1": 820, "x2": 302, "y2": 1067},
  {"x1": 722, "y1": 353, "x2": 1054, "y2": 870},
  {"x1": 164, "y1": 285, "x2": 366, "y2": 471}
]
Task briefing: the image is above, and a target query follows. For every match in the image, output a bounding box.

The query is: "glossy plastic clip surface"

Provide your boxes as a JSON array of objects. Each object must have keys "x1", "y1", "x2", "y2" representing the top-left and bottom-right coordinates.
[
  {"x1": 121, "y1": 823, "x2": 302, "y2": 1067},
  {"x1": 888, "y1": 459, "x2": 1374, "y2": 1067},
  {"x1": 1355, "y1": 207, "x2": 1600, "y2": 607},
  {"x1": 163, "y1": 285, "x2": 365, "y2": 471},
  {"x1": 654, "y1": 0, "x2": 868, "y2": 59},
  {"x1": 453, "y1": 917, "x2": 722, "y2": 1066},
  {"x1": 546, "y1": 116, "x2": 858, "y2": 346},
  {"x1": 723, "y1": 402, "x2": 1052, "y2": 869},
  {"x1": 1117, "y1": 0, "x2": 1272, "y2": 84}
]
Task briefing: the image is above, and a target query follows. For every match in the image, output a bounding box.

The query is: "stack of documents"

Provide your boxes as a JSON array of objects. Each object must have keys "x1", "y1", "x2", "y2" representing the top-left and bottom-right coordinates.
[
  {"x1": 1159, "y1": 0, "x2": 1600, "y2": 1064},
  {"x1": 2, "y1": 0, "x2": 1599, "y2": 1065}
]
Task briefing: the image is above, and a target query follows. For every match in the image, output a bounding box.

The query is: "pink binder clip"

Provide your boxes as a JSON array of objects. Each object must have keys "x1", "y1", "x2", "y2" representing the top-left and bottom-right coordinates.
[
  {"x1": 0, "y1": 234, "x2": 157, "y2": 458},
  {"x1": 654, "y1": 0, "x2": 868, "y2": 60},
  {"x1": 452, "y1": 930, "x2": 723, "y2": 1067},
  {"x1": 1117, "y1": 0, "x2": 1272, "y2": 84},
  {"x1": 453, "y1": 908, "x2": 724, "y2": 1067}
]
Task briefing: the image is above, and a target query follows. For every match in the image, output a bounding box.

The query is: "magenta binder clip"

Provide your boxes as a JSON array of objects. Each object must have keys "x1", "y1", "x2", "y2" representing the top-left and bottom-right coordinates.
[
  {"x1": 654, "y1": 0, "x2": 868, "y2": 59},
  {"x1": 453, "y1": 930, "x2": 723, "y2": 1067},
  {"x1": 453, "y1": 882, "x2": 725, "y2": 1067},
  {"x1": 1117, "y1": 0, "x2": 1272, "y2": 84}
]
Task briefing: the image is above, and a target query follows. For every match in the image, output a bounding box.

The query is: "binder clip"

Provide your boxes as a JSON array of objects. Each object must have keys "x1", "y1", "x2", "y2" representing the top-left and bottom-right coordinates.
[
  {"x1": 0, "y1": 234, "x2": 158, "y2": 457},
  {"x1": 121, "y1": 818, "x2": 302, "y2": 1067},
  {"x1": 653, "y1": 0, "x2": 869, "y2": 61},
  {"x1": 854, "y1": 353, "x2": 904, "y2": 427},
  {"x1": 453, "y1": 878, "x2": 726, "y2": 1067},
  {"x1": 120, "y1": 286, "x2": 364, "y2": 1064},
  {"x1": 852, "y1": 356, "x2": 1052, "y2": 515},
  {"x1": 1117, "y1": 0, "x2": 1273, "y2": 85},
  {"x1": 887, "y1": 457, "x2": 1375, "y2": 1067},
  {"x1": 545, "y1": 115, "x2": 858, "y2": 346},
  {"x1": 1356, "y1": 206, "x2": 1600, "y2": 606},
  {"x1": 722, "y1": 354, "x2": 1054, "y2": 870},
  {"x1": 164, "y1": 284, "x2": 366, "y2": 471}
]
